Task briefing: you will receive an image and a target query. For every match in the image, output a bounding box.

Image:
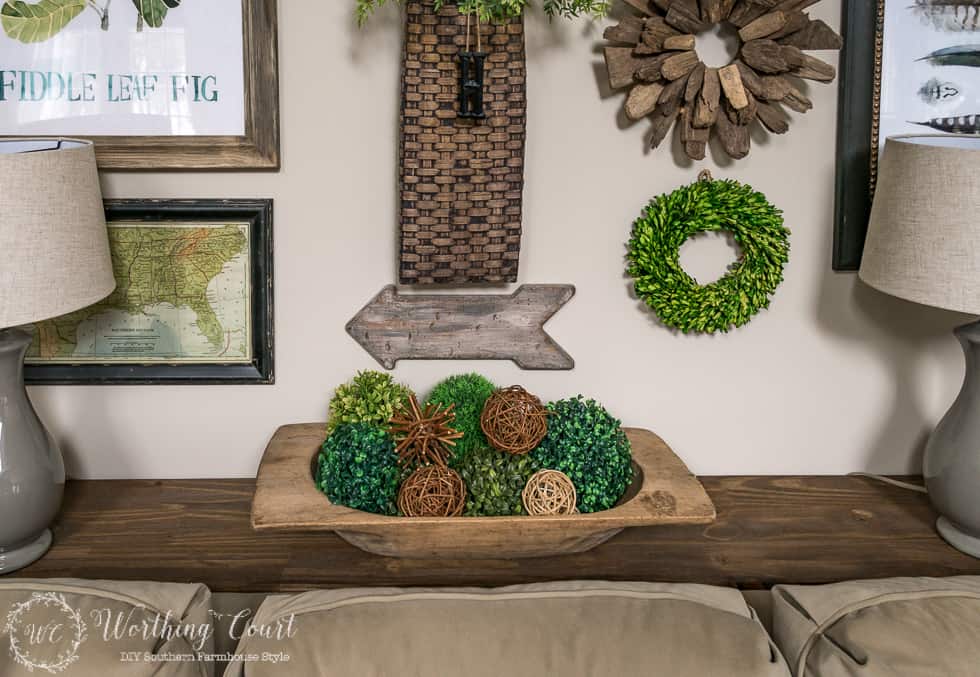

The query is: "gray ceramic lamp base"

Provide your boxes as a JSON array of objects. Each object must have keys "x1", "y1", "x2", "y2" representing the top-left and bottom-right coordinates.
[
  {"x1": 937, "y1": 517, "x2": 980, "y2": 559},
  {"x1": 0, "y1": 328, "x2": 65, "y2": 575},
  {"x1": 925, "y1": 320, "x2": 980, "y2": 560},
  {"x1": 0, "y1": 530, "x2": 52, "y2": 575}
]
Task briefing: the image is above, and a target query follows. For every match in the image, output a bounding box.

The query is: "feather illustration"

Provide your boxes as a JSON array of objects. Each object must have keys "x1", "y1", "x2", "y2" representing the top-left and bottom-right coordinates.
[
  {"x1": 918, "y1": 77, "x2": 962, "y2": 103},
  {"x1": 917, "y1": 45, "x2": 980, "y2": 67},
  {"x1": 912, "y1": 114, "x2": 980, "y2": 134},
  {"x1": 913, "y1": 0, "x2": 980, "y2": 31}
]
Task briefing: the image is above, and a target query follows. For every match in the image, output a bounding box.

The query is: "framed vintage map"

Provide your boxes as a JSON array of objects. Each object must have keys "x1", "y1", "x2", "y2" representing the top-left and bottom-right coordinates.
[
  {"x1": 25, "y1": 199, "x2": 274, "y2": 385},
  {"x1": 834, "y1": 0, "x2": 980, "y2": 270},
  {"x1": 0, "y1": 0, "x2": 279, "y2": 169}
]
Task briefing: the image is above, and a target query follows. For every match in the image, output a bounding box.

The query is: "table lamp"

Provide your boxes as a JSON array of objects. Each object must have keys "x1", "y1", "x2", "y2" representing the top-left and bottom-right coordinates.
[
  {"x1": 0, "y1": 138, "x2": 115, "y2": 573},
  {"x1": 860, "y1": 135, "x2": 980, "y2": 558}
]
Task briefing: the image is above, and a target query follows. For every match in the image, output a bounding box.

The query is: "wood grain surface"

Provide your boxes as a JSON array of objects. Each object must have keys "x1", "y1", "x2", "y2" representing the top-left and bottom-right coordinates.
[
  {"x1": 251, "y1": 424, "x2": 716, "y2": 559},
  {"x1": 346, "y1": 285, "x2": 576, "y2": 370},
  {"x1": 11, "y1": 474, "x2": 980, "y2": 592}
]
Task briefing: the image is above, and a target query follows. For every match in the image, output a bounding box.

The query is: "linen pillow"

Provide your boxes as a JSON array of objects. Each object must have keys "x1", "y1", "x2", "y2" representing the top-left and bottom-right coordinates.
[
  {"x1": 0, "y1": 578, "x2": 214, "y2": 677},
  {"x1": 224, "y1": 580, "x2": 790, "y2": 677},
  {"x1": 772, "y1": 576, "x2": 980, "y2": 677}
]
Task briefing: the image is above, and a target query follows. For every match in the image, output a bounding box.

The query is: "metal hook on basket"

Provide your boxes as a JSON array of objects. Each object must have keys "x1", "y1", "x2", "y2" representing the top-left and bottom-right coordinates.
[{"x1": 459, "y1": 10, "x2": 487, "y2": 120}]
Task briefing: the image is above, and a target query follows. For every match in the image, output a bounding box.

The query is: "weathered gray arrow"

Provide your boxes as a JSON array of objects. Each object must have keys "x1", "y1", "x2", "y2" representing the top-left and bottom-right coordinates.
[{"x1": 346, "y1": 285, "x2": 576, "y2": 370}]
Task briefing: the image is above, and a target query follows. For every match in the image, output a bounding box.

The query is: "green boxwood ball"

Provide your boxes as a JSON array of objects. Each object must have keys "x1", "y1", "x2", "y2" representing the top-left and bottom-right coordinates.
[
  {"x1": 316, "y1": 423, "x2": 402, "y2": 515},
  {"x1": 327, "y1": 370, "x2": 414, "y2": 433},
  {"x1": 457, "y1": 445, "x2": 540, "y2": 516},
  {"x1": 532, "y1": 397, "x2": 633, "y2": 514},
  {"x1": 426, "y1": 373, "x2": 497, "y2": 468}
]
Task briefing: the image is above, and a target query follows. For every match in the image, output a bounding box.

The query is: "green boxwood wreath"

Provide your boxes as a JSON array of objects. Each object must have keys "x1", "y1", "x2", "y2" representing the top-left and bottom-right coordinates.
[{"x1": 626, "y1": 175, "x2": 790, "y2": 334}]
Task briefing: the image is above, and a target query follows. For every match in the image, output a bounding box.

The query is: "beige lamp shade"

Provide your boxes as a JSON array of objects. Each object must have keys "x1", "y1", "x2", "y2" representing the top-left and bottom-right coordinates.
[
  {"x1": 860, "y1": 135, "x2": 980, "y2": 315},
  {"x1": 0, "y1": 138, "x2": 115, "y2": 329}
]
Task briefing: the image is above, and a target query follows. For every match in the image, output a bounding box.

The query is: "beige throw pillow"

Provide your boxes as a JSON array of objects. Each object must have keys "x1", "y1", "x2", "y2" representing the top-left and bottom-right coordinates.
[
  {"x1": 772, "y1": 576, "x2": 980, "y2": 677},
  {"x1": 224, "y1": 580, "x2": 790, "y2": 677},
  {"x1": 0, "y1": 578, "x2": 214, "y2": 677}
]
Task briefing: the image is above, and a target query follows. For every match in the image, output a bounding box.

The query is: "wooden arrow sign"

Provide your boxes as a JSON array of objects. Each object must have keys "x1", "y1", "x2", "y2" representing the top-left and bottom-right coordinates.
[{"x1": 347, "y1": 285, "x2": 576, "y2": 370}]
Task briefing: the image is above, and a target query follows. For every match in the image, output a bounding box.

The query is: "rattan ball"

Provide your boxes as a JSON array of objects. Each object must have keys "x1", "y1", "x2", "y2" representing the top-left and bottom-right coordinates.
[
  {"x1": 398, "y1": 465, "x2": 467, "y2": 517},
  {"x1": 522, "y1": 469, "x2": 577, "y2": 516},
  {"x1": 480, "y1": 386, "x2": 548, "y2": 455}
]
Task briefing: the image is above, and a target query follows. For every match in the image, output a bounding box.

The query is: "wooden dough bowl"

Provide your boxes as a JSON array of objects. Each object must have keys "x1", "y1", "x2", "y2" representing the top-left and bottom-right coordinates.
[{"x1": 252, "y1": 424, "x2": 716, "y2": 559}]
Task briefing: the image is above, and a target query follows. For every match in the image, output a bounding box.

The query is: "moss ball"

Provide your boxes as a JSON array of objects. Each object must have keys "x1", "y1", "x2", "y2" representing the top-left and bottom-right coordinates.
[
  {"x1": 316, "y1": 423, "x2": 402, "y2": 515},
  {"x1": 457, "y1": 445, "x2": 540, "y2": 516},
  {"x1": 327, "y1": 370, "x2": 414, "y2": 433},
  {"x1": 426, "y1": 373, "x2": 497, "y2": 467},
  {"x1": 531, "y1": 396, "x2": 633, "y2": 513}
]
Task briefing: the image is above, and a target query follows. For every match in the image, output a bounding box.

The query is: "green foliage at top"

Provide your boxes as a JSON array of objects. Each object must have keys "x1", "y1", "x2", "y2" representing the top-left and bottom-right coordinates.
[
  {"x1": 457, "y1": 445, "x2": 540, "y2": 516},
  {"x1": 1, "y1": 0, "x2": 181, "y2": 43},
  {"x1": 1, "y1": 0, "x2": 86, "y2": 43},
  {"x1": 426, "y1": 373, "x2": 497, "y2": 468},
  {"x1": 315, "y1": 423, "x2": 402, "y2": 515},
  {"x1": 626, "y1": 178, "x2": 790, "y2": 335},
  {"x1": 327, "y1": 371, "x2": 414, "y2": 433},
  {"x1": 532, "y1": 396, "x2": 633, "y2": 514},
  {"x1": 133, "y1": 0, "x2": 170, "y2": 28},
  {"x1": 355, "y1": 0, "x2": 609, "y2": 26}
]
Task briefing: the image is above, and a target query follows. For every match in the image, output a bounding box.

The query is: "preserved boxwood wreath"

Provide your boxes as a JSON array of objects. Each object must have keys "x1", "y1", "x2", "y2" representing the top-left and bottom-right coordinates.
[{"x1": 626, "y1": 173, "x2": 789, "y2": 334}]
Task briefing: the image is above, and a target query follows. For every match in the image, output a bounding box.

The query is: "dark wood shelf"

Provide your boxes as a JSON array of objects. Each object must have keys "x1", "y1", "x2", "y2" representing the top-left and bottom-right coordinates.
[{"x1": 11, "y1": 477, "x2": 980, "y2": 592}]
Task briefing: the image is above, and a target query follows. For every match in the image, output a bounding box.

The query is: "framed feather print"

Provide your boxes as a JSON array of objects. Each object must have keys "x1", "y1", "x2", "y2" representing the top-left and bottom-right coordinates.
[
  {"x1": 834, "y1": 0, "x2": 980, "y2": 270},
  {"x1": 0, "y1": 0, "x2": 279, "y2": 170}
]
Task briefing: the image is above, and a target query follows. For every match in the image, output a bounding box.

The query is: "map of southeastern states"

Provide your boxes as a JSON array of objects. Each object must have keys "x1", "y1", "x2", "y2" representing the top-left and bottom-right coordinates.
[{"x1": 31, "y1": 226, "x2": 249, "y2": 359}]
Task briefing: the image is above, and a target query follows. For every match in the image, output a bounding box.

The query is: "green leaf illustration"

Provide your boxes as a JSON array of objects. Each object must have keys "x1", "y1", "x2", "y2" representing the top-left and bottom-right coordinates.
[
  {"x1": 1, "y1": 0, "x2": 87, "y2": 43},
  {"x1": 132, "y1": 0, "x2": 173, "y2": 28}
]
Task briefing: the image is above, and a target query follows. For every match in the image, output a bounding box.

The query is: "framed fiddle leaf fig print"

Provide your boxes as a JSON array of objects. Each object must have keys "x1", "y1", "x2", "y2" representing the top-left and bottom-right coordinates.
[
  {"x1": 24, "y1": 199, "x2": 274, "y2": 385},
  {"x1": 835, "y1": 0, "x2": 980, "y2": 270},
  {"x1": 0, "y1": 0, "x2": 279, "y2": 169}
]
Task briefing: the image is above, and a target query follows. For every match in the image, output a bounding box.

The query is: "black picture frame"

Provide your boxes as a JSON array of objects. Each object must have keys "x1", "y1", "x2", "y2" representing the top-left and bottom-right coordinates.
[
  {"x1": 833, "y1": 1, "x2": 882, "y2": 271},
  {"x1": 25, "y1": 199, "x2": 274, "y2": 385}
]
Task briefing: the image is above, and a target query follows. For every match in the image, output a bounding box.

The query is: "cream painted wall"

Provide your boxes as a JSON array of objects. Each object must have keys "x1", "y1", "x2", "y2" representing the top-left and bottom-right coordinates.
[{"x1": 28, "y1": 0, "x2": 975, "y2": 479}]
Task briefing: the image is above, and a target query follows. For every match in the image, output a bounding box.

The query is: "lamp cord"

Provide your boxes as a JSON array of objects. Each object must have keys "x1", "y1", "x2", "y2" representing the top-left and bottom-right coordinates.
[{"x1": 848, "y1": 473, "x2": 928, "y2": 494}]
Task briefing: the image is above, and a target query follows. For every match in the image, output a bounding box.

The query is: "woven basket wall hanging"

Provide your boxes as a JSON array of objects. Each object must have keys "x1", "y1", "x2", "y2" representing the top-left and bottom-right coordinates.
[{"x1": 399, "y1": 1, "x2": 526, "y2": 285}]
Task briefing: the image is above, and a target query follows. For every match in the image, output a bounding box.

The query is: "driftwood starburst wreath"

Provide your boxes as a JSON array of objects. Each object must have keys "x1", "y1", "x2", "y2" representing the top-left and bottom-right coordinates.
[{"x1": 602, "y1": 0, "x2": 842, "y2": 160}]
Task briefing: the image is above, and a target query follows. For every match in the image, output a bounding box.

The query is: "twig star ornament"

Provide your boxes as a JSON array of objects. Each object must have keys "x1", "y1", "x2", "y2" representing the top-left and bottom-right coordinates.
[{"x1": 389, "y1": 394, "x2": 465, "y2": 468}]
